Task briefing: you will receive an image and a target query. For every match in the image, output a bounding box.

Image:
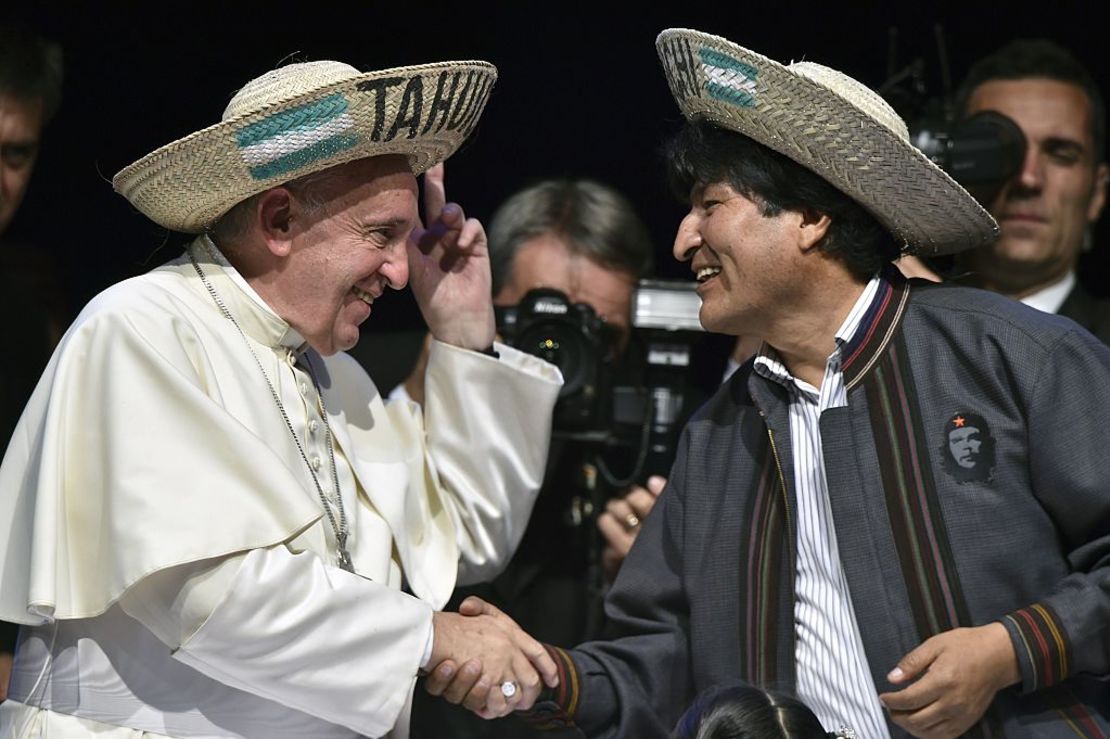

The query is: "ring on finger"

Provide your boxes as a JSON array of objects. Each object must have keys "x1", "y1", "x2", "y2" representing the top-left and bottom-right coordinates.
[
  {"x1": 500, "y1": 680, "x2": 518, "y2": 698},
  {"x1": 624, "y1": 512, "x2": 640, "y2": 529}
]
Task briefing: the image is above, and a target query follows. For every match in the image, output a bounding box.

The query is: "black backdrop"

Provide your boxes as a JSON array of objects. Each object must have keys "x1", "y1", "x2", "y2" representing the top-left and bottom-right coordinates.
[{"x1": 9, "y1": 1, "x2": 1108, "y2": 334}]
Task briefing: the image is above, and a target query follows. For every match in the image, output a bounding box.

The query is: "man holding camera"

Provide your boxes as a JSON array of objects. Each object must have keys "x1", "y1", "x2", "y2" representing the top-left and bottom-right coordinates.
[
  {"x1": 954, "y1": 39, "x2": 1110, "y2": 343},
  {"x1": 431, "y1": 28, "x2": 1110, "y2": 738},
  {"x1": 399, "y1": 178, "x2": 665, "y2": 738}
]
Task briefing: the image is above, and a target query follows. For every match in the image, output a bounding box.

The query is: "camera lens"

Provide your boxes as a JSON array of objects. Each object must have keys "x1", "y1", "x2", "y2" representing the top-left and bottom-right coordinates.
[{"x1": 517, "y1": 319, "x2": 591, "y2": 399}]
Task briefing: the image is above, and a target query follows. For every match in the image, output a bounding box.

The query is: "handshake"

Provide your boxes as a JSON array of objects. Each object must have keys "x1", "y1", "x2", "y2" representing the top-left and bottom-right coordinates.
[{"x1": 425, "y1": 596, "x2": 558, "y2": 719}]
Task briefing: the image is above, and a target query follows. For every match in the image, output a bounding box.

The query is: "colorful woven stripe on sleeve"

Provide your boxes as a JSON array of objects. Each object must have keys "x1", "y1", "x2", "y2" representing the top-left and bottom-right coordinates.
[{"x1": 1004, "y1": 602, "x2": 1071, "y2": 690}]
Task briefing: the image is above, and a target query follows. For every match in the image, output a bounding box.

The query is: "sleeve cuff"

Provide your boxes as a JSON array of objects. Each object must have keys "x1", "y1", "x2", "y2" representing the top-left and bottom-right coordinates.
[
  {"x1": 516, "y1": 645, "x2": 581, "y2": 731},
  {"x1": 999, "y1": 602, "x2": 1071, "y2": 693}
]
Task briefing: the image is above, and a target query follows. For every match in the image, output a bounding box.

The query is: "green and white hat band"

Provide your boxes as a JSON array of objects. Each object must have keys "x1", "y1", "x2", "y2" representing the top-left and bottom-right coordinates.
[{"x1": 114, "y1": 59, "x2": 496, "y2": 233}]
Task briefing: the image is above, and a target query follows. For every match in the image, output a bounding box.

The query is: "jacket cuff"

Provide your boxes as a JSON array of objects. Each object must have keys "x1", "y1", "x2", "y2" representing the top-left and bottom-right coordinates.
[
  {"x1": 999, "y1": 602, "x2": 1071, "y2": 693},
  {"x1": 516, "y1": 644, "x2": 582, "y2": 732}
]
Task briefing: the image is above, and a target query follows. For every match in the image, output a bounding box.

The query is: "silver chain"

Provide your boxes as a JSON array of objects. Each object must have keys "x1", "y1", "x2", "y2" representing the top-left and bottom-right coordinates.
[{"x1": 189, "y1": 248, "x2": 354, "y2": 572}]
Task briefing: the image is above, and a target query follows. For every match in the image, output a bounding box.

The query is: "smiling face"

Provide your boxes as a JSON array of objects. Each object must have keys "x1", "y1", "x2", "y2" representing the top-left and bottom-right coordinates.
[
  {"x1": 277, "y1": 155, "x2": 417, "y2": 355},
  {"x1": 962, "y1": 78, "x2": 1108, "y2": 296},
  {"x1": 672, "y1": 181, "x2": 804, "y2": 337}
]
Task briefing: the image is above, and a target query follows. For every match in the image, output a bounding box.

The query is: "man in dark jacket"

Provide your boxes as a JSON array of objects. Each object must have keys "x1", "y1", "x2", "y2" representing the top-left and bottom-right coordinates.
[{"x1": 429, "y1": 28, "x2": 1110, "y2": 739}]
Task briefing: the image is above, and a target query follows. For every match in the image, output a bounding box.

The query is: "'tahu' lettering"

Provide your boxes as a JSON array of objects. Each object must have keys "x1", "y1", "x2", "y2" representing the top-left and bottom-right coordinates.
[
  {"x1": 356, "y1": 76, "x2": 405, "y2": 140},
  {"x1": 387, "y1": 76, "x2": 424, "y2": 141}
]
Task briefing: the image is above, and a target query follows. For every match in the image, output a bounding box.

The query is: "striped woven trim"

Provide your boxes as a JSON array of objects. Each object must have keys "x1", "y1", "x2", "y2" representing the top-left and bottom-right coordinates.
[
  {"x1": 866, "y1": 333, "x2": 972, "y2": 634},
  {"x1": 235, "y1": 93, "x2": 359, "y2": 181},
  {"x1": 741, "y1": 435, "x2": 787, "y2": 685},
  {"x1": 843, "y1": 270, "x2": 909, "y2": 389},
  {"x1": 865, "y1": 334, "x2": 1003, "y2": 738},
  {"x1": 517, "y1": 644, "x2": 580, "y2": 730},
  {"x1": 1034, "y1": 684, "x2": 1108, "y2": 738},
  {"x1": 1003, "y1": 602, "x2": 1072, "y2": 690},
  {"x1": 699, "y1": 47, "x2": 759, "y2": 108}
]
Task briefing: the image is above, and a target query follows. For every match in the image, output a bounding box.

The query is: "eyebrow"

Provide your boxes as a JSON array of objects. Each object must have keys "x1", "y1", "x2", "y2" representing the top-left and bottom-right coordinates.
[{"x1": 360, "y1": 217, "x2": 411, "y2": 230}]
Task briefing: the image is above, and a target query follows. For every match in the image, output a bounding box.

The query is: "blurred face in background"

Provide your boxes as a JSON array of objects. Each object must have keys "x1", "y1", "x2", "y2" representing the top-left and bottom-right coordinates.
[
  {"x1": 0, "y1": 93, "x2": 44, "y2": 236},
  {"x1": 962, "y1": 78, "x2": 1107, "y2": 296},
  {"x1": 495, "y1": 231, "x2": 637, "y2": 352}
]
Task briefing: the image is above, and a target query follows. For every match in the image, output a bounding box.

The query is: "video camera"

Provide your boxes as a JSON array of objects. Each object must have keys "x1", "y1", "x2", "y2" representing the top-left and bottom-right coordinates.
[
  {"x1": 879, "y1": 26, "x2": 1027, "y2": 205},
  {"x1": 495, "y1": 279, "x2": 704, "y2": 484}
]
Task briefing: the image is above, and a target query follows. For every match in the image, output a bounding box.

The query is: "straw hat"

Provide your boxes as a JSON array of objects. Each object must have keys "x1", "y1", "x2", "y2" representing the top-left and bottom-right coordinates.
[
  {"x1": 114, "y1": 59, "x2": 497, "y2": 233},
  {"x1": 656, "y1": 29, "x2": 997, "y2": 255}
]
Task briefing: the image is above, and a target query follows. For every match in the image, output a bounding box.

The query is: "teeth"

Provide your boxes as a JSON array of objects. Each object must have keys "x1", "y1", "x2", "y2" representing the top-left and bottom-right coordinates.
[
  {"x1": 696, "y1": 266, "x2": 721, "y2": 283},
  {"x1": 352, "y1": 286, "x2": 374, "y2": 305}
]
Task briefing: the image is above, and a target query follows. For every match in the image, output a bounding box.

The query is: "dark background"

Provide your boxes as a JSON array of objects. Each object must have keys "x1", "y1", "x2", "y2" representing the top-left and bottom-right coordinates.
[{"x1": 9, "y1": 1, "x2": 1109, "y2": 336}]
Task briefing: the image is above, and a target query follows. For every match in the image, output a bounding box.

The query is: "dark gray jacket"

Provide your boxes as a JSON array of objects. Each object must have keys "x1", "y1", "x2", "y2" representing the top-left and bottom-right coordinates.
[{"x1": 532, "y1": 276, "x2": 1110, "y2": 738}]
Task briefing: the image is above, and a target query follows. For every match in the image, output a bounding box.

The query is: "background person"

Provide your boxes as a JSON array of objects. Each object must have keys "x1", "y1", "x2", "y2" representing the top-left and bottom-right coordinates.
[
  {"x1": 0, "y1": 22, "x2": 64, "y2": 705},
  {"x1": 954, "y1": 39, "x2": 1110, "y2": 342}
]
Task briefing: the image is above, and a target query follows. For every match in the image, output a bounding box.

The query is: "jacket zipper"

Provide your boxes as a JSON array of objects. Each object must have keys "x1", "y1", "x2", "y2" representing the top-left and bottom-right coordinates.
[{"x1": 756, "y1": 402, "x2": 799, "y2": 681}]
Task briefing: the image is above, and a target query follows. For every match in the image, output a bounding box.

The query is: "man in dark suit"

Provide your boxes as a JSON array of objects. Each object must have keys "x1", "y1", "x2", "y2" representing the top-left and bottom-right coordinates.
[{"x1": 954, "y1": 40, "x2": 1110, "y2": 343}]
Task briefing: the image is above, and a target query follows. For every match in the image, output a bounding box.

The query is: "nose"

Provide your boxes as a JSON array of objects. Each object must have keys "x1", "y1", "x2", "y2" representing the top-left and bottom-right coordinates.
[
  {"x1": 672, "y1": 210, "x2": 702, "y2": 263},
  {"x1": 384, "y1": 242, "x2": 409, "y2": 290},
  {"x1": 1015, "y1": 146, "x2": 1045, "y2": 193}
]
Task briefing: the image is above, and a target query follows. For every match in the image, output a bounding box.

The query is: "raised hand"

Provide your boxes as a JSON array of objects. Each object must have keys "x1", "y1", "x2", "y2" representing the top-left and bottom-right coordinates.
[
  {"x1": 425, "y1": 597, "x2": 558, "y2": 718},
  {"x1": 406, "y1": 163, "x2": 495, "y2": 351}
]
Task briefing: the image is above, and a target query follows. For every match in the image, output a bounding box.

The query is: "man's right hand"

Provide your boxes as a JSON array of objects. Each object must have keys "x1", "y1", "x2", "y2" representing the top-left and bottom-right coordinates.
[
  {"x1": 597, "y1": 475, "x2": 666, "y2": 582},
  {"x1": 426, "y1": 597, "x2": 558, "y2": 718}
]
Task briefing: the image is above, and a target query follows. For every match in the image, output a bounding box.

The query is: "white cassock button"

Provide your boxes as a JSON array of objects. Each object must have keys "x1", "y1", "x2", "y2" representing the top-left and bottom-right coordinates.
[
  {"x1": 308, "y1": 419, "x2": 319, "y2": 434},
  {"x1": 300, "y1": 381, "x2": 309, "y2": 395},
  {"x1": 311, "y1": 456, "x2": 322, "y2": 471}
]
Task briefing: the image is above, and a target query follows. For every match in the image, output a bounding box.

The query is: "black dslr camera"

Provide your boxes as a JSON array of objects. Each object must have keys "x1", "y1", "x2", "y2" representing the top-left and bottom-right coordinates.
[
  {"x1": 495, "y1": 280, "x2": 704, "y2": 484},
  {"x1": 495, "y1": 287, "x2": 619, "y2": 432}
]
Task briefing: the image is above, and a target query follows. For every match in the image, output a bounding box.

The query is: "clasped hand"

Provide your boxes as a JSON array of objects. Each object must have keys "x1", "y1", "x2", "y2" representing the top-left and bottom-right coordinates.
[{"x1": 426, "y1": 597, "x2": 558, "y2": 719}]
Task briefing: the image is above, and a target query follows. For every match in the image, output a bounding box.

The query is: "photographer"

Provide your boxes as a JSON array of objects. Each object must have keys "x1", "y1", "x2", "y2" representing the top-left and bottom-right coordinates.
[
  {"x1": 402, "y1": 178, "x2": 661, "y2": 738},
  {"x1": 952, "y1": 39, "x2": 1109, "y2": 342}
]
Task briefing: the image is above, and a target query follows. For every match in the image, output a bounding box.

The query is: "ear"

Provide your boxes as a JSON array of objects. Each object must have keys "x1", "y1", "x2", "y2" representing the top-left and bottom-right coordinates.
[
  {"x1": 1088, "y1": 162, "x2": 1108, "y2": 223},
  {"x1": 256, "y1": 187, "x2": 296, "y2": 257},
  {"x1": 797, "y1": 209, "x2": 832, "y2": 253}
]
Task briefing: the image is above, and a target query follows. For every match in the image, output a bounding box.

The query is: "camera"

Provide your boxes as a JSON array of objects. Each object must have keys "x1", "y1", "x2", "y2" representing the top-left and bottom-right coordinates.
[
  {"x1": 910, "y1": 110, "x2": 1027, "y2": 205},
  {"x1": 495, "y1": 279, "x2": 704, "y2": 483},
  {"x1": 876, "y1": 30, "x2": 1027, "y2": 206},
  {"x1": 495, "y1": 287, "x2": 619, "y2": 432}
]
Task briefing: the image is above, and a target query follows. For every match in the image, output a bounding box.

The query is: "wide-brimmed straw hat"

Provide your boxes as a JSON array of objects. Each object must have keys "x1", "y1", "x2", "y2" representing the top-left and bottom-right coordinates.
[
  {"x1": 114, "y1": 59, "x2": 497, "y2": 233},
  {"x1": 656, "y1": 29, "x2": 997, "y2": 255}
]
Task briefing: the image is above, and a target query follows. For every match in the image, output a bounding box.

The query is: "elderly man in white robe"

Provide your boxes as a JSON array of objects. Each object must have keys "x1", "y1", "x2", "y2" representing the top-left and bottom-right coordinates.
[{"x1": 0, "y1": 58, "x2": 563, "y2": 739}]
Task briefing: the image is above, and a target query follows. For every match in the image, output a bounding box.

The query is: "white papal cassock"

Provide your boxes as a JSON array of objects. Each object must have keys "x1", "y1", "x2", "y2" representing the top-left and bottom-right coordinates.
[{"x1": 0, "y1": 237, "x2": 562, "y2": 739}]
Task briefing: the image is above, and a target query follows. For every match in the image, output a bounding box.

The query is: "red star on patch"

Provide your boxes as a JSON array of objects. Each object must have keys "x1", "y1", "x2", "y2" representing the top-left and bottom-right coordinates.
[{"x1": 953, "y1": 415, "x2": 966, "y2": 427}]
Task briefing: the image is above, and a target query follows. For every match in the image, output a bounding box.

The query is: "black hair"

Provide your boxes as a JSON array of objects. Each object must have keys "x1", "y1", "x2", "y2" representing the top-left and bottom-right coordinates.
[
  {"x1": 663, "y1": 120, "x2": 902, "y2": 281},
  {"x1": 672, "y1": 684, "x2": 831, "y2": 739},
  {"x1": 0, "y1": 23, "x2": 64, "y2": 122}
]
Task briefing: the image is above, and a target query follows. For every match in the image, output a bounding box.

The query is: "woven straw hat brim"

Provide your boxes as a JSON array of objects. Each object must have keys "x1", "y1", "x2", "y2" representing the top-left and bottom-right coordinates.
[
  {"x1": 656, "y1": 29, "x2": 998, "y2": 256},
  {"x1": 113, "y1": 61, "x2": 496, "y2": 233}
]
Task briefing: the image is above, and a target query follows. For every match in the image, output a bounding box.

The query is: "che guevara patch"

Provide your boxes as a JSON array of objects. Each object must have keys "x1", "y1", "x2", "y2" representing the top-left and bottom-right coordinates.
[{"x1": 939, "y1": 412, "x2": 996, "y2": 485}]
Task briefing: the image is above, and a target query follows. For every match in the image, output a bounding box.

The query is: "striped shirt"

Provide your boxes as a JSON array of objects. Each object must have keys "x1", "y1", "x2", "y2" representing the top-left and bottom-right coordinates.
[{"x1": 753, "y1": 274, "x2": 890, "y2": 739}]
